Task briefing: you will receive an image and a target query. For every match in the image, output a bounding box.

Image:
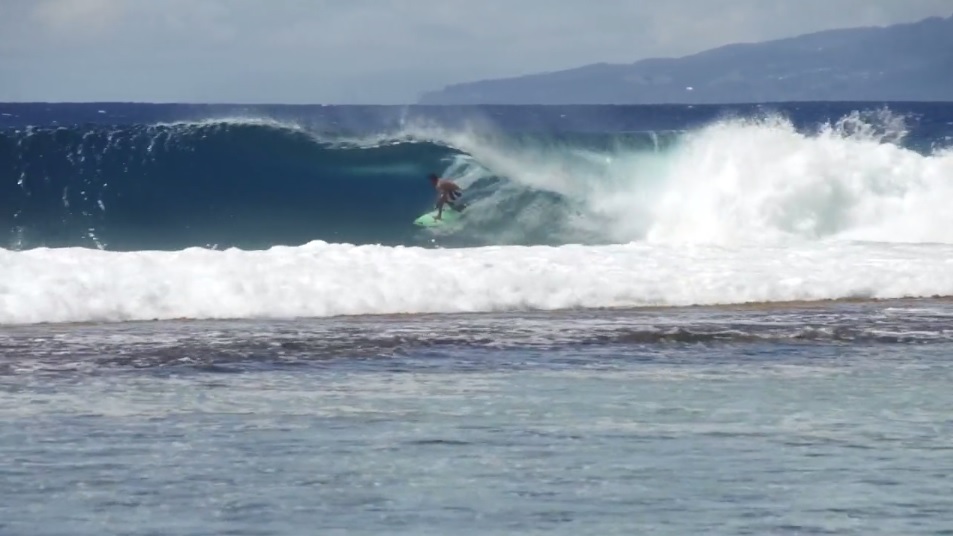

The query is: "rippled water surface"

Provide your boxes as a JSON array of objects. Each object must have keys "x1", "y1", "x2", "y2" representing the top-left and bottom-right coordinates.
[{"x1": 3, "y1": 299, "x2": 953, "y2": 535}]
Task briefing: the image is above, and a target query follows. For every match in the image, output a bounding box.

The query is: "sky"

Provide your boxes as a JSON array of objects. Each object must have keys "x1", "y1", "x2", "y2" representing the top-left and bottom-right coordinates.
[{"x1": 1, "y1": 0, "x2": 951, "y2": 104}]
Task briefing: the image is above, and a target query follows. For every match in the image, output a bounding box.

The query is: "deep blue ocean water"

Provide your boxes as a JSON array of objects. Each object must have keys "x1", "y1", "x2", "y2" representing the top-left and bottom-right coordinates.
[{"x1": 3, "y1": 101, "x2": 953, "y2": 534}]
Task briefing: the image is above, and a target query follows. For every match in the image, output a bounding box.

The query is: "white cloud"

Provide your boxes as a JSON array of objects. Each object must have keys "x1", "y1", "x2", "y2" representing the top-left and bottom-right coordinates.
[
  {"x1": 0, "y1": 0, "x2": 950, "y2": 103},
  {"x1": 32, "y1": 0, "x2": 125, "y2": 36}
]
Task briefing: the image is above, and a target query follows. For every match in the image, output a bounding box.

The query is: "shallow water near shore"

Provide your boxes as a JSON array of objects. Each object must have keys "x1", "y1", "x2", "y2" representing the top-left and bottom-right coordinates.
[{"x1": 3, "y1": 298, "x2": 952, "y2": 535}]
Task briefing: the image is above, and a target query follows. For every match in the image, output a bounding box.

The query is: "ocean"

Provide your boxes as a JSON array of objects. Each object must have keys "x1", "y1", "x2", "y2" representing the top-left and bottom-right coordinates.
[{"x1": 2, "y1": 101, "x2": 953, "y2": 535}]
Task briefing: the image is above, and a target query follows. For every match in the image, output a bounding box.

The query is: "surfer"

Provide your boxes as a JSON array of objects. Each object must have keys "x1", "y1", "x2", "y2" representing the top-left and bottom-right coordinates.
[{"x1": 429, "y1": 173, "x2": 464, "y2": 219}]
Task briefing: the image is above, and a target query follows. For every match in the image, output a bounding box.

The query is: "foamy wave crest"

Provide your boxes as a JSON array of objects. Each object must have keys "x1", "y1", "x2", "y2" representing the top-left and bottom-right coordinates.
[
  {"x1": 3, "y1": 241, "x2": 953, "y2": 325},
  {"x1": 400, "y1": 109, "x2": 953, "y2": 246},
  {"x1": 644, "y1": 112, "x2": 953, "y2": 245}
]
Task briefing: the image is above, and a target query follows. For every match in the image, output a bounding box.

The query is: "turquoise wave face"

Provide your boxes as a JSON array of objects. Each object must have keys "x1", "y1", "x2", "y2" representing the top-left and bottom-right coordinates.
[
  {"x1": 0, "y1": 120, "x2": 671, "y2": 250},
  {"x1": 0, "y1": 122, "x2": 464, "y2": 250}
]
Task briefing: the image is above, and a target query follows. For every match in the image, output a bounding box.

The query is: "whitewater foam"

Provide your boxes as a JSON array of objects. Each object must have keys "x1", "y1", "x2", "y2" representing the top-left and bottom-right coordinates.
[
  {"x1": 2, "y1": 240, "x2": 953, "y2": 325},
  {"x1": 644, "y1": 114, "x2": 953, "y2": 245},
  {"x1": 400, "y1": 110, "x2": 953, "y2": 247}
]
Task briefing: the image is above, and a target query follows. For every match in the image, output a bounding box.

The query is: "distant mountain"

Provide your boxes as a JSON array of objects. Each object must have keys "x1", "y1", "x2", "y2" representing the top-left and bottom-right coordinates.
[{"x1": 418, "y1": 14, "x2": 953, "y2": 104}]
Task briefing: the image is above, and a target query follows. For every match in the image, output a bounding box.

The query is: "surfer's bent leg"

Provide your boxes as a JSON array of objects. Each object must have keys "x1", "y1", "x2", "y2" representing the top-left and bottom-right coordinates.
[{"x1": 447, "y1": 190, "x2": 464, "y2": 211}]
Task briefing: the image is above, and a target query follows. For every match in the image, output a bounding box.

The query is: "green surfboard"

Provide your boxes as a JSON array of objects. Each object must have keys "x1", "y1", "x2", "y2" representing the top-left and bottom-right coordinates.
[{"x1": 413, "y1": 205, "x2": 464, "y2": 228}]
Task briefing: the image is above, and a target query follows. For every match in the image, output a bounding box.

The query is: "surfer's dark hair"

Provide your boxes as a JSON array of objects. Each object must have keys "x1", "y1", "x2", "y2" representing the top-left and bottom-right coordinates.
[{"x1": 428, "y1": 173, "x2": 438, "y2": 181}]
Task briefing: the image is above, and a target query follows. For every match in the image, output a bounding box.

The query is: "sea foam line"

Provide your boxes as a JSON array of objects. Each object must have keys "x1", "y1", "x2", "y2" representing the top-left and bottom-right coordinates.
[{"x1": 2, "y1": 240, "x2": 953, "y2": 325}]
